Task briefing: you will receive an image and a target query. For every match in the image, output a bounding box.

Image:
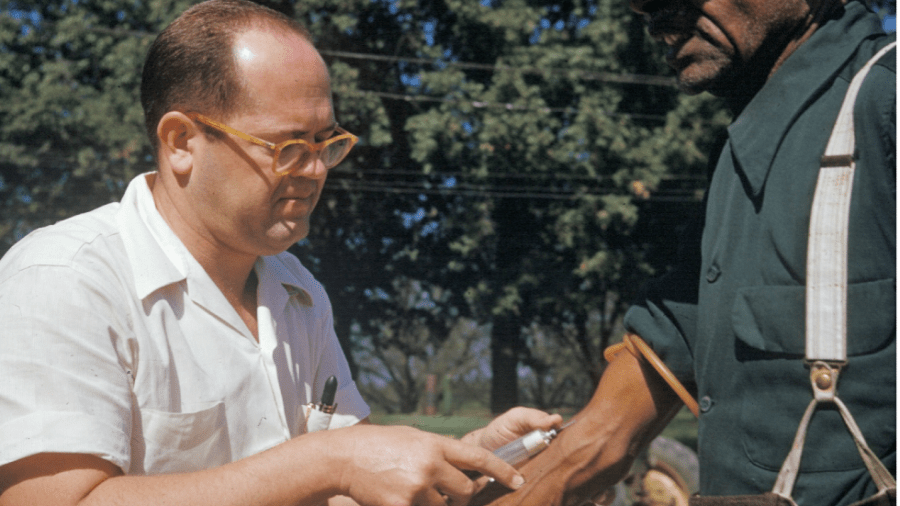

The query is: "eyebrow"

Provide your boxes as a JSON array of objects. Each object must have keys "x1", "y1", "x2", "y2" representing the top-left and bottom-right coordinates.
[{"x1": 289, "y1": 122, "x2": 339, "y2": 140}]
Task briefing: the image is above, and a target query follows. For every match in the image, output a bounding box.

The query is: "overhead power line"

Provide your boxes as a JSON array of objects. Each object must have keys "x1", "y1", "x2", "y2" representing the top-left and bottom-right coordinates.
[
  {"x1": 319, "y1": 49, "x2": 677, "y2": 88},
  {"x1": 338, "y1": 168, "x2": 706, "y2": 182},
  {"x1": 334, "y1": 87, "x2": 670, "y2": 122},
  {"x1": 68, "y1": 24, "x2": 676, "y2": 90},
  {"x1": 22, "y1": 23, "x2": 682, "y2": 119},
  {"x1": 326, "y1": 180, "x2": 704, "y2": 203}
]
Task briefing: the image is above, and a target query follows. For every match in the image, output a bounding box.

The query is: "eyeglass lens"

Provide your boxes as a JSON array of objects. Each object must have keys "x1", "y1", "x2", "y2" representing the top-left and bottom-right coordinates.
[{"x1": 277, "y1": 138, "x2": 353, "y2": 173}]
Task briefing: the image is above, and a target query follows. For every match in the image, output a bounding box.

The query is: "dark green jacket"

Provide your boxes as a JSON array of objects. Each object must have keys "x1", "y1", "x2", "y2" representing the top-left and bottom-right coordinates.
[{"x1": 624, "y1": 2, "x2": 896, "y2": 504}]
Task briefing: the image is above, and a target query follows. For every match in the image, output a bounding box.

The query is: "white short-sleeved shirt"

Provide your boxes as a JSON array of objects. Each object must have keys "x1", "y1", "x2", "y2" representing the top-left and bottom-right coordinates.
[{"x1": 0, "y1": 173, "x2": 369, "y2": 474}]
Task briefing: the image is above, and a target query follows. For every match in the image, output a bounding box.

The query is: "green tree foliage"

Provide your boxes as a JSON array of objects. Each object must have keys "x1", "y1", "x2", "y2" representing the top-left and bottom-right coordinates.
[
  {"x1": 359, "y1": 0, "x2": 730, "y2": 412},
  {"x1": 0, "y1": 0, "x2": 193, "y2": 249}
]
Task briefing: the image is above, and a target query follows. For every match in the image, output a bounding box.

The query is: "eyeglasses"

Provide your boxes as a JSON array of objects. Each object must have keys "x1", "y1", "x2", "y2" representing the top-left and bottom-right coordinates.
[{"x1": 187, "y1": 112, "x2": 358, "y2": 176}]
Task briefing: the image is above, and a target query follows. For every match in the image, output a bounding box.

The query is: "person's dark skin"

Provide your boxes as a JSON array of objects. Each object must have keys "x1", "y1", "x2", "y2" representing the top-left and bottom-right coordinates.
[
  {"x1": 473, "y1": 0, "x2": 848, "y2": 504},
  {"x1": 472, "y1": 351, "x2": 682, "y2": 505},
  {"x1": 638, "y1": 0, "x2": 844, "y2": 111}
]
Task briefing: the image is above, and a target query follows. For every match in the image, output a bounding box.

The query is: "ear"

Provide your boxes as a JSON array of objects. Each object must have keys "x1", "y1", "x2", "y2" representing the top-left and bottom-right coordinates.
[{"x1": 156, "y1": 112, "x2": 198, "y2": 176}]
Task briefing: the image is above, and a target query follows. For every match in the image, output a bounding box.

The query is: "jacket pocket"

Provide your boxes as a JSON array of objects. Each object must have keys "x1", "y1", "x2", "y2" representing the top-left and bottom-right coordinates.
[
  {"x1": 732, "y1": 278, "x2": 895, "y2": 356},
  {"x1": 731, "y1": 279, "x2": 895, "y2": 472}
]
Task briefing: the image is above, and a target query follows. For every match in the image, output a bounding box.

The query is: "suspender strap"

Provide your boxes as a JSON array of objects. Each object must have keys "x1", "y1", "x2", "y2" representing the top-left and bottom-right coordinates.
[
  {"x1": 774, "y1": 41, "x2": 897, "y2": 502},
  {"x1": 773, "y1": 394, "x2": 896, "y2": 500},
  {"x1": 805, "y1": 40, "x2": 897, "y2": 362}
]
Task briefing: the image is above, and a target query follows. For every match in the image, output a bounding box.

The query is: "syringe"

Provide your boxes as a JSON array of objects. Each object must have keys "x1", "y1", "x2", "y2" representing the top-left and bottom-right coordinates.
[
  {"x1": 490, "y1": 419, "x2": 574, "y2": 469},
  {"x1": 464, "y1": 420, "x2": 573, "y2": 480},
  {"x1": 463, "y1": 428, "x2": 559, "y2": 480},
  {"x1": 492, "y1": 428, "x2": 558, "y2": 467}
]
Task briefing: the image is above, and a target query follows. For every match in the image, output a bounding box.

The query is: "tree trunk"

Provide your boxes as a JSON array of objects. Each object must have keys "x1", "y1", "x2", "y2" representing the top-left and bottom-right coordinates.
[
  {"x1": 490, "y1": 312, "x2": 521, "y2": 414},
  {"x1": 489, "y1": 197, "x2": 532, "y2": 414}
]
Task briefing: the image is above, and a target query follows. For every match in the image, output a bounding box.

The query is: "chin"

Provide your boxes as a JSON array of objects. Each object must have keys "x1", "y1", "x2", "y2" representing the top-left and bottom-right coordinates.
[
  {"x1": 676, "y1": 67, "x2": 730, "y2": 96},
  {"x1": 261, "y1": 223, "x2": 310, "y2": 254},
  {"x1": 672, "y1": 52, "x2": 734, "y2": 96},
  {"x1": 676, "y1": 78, "x2": 709, "y2": 95}
]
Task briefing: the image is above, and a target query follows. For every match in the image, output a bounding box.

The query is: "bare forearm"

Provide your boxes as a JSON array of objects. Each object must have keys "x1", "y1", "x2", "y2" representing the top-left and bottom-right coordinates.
[
  {"x1": 84, "y1": 438, "x2": 339, "y2": 506},
  {"x1": 475, "y1": 350, "x2": 683, "y2": 505},
  {"x1": 535, "y1": 351, "x2": 681, "y2": 488},
  {"x1": 3, "y1": 423, "x2": 526, "y2": 506},
  {"x1": 1, "y1": 431, "x2": 342, "y2": 506}
]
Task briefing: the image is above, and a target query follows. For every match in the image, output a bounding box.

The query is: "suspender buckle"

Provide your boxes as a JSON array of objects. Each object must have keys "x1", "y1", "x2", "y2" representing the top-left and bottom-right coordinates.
[
  {"x1": 819, "y1": 154, "x2": 855, "y2": 167},
  {"x1": 808, "y1": 361, "x2": 842, "y2": 402}
]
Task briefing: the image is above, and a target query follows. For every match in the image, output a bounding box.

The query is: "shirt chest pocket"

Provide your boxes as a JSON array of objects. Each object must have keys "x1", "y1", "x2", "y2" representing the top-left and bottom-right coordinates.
[
  {"x1": 137, "y1": 402, "x2": 232, "y2": 474},
  {"x1": 732, "y1": 279, "x2": 895, "y2": 356},
  {"x1": 730, "y1": 279, "x2": 895, "y2": 473}
]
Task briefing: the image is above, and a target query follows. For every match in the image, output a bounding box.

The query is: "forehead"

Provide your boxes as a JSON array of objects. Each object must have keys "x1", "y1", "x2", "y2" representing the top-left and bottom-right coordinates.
[{"x1": 231, "y1": 27, "x2": 334, "y2": 126}]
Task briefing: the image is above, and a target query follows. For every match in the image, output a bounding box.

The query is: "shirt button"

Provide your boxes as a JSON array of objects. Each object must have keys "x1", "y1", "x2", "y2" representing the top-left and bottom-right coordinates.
[
  {"x1": 706, "y1": 264, "x2": 721, "y2": 283},
  {"x1": 699, "y1": 395, "x2": 714, "y2": 413}
]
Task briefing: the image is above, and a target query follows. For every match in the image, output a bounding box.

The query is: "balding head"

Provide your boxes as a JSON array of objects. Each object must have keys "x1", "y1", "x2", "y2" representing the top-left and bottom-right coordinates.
[{"x1": 140, "y1": 0, "x2": 316, "y2": 153}]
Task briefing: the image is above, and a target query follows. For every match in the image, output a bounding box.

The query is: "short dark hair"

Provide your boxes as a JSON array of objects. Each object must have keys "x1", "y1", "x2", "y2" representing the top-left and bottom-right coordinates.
[{"x1": 140, "y1": 0, "x2": 313, "y2": 152}]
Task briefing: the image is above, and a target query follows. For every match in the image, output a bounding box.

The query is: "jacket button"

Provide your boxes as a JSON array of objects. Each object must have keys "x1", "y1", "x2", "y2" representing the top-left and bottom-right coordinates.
[
  {"x1": 699, "y1": 395, "x2": 713, "y2": 413},
  {"x1": 706, "y1": 264, "x2": 721, "y2": 283}
]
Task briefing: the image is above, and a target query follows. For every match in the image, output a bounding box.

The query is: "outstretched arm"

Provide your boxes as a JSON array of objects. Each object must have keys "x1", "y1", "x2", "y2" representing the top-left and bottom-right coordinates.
[
  {"x1": 0, "y1": 423, "x2": 525, "y2": 506},
  {"x1": 473, "y1": 348, "x2": 683, "y2": 505}
]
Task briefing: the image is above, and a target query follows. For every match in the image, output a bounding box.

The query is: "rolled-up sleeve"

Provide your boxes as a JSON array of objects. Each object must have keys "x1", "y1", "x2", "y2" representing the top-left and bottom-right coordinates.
[{"x1": 623, "y1": 210, "x2": 703, "y2": 393}]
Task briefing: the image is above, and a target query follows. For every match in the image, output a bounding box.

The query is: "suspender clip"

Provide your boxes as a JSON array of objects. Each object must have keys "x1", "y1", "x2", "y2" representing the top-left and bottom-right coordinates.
[{"x1": 808, "y1": 360, "x2": 842, "y2": 402}]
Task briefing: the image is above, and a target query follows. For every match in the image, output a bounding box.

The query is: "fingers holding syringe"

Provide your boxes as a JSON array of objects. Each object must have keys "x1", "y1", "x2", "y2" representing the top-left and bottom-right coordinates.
[
  {"x1": 464, "y1": 407, "x2": 564, "y2": 452},
  {"x1": 442, "y1": 440, "x2": 526, "y2": 498}
]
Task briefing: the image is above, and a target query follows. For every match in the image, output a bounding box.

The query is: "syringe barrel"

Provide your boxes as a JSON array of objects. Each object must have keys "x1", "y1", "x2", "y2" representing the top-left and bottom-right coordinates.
[{"x1": 492, "y1": 429, "x2": 556, "y2": 467}]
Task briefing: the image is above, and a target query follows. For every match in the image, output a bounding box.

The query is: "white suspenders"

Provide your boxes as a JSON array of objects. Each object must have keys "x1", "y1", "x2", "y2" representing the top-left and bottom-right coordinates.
[{"x1": 770, "y1": 41, "x2": 897, "y2": 504}]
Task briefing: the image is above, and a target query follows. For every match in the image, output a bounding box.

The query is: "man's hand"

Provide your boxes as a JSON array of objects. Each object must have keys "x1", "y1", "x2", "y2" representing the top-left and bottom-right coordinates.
[
  {"x1": 461, "y1": 407, "x2": 563, "y2": 452},
  {"x1": 333, "y1": 424, "x2": 524, "y2": 506},
  {"x1": 322, "y1": 408, "x2": 558, "y2": 506},
  {"x1": 471, "y1": 351, "x2": 683, "y2": 506}
]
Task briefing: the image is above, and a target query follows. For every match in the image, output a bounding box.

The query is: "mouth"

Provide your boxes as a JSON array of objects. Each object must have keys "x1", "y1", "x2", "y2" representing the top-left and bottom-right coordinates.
[
  {"x1": 276, "y1": 195, "x2": 318, "y2": 221},
  {"x1": 646, "y1": 7, "x2": 695, "y2": 48},
  {"x1": 279, "y1": 191, "x2": 317, "y2": 209},
  {"x1": 275, "y1": 181, "x2": 320, "y2": 218},
  {"x1": 280, "y1": 190, "x2": 316, "y2": 202}
]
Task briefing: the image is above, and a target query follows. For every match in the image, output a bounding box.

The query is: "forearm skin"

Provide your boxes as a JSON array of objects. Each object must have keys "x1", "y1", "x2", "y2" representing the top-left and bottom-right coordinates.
[{"x1": 473, "y1": 350, "x2": 683, "y2": 505}]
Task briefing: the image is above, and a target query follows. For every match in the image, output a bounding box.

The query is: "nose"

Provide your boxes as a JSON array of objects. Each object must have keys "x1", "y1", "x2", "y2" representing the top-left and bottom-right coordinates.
[{"x1": 287, "y1": 155, "x2": 328, "y2": 180}]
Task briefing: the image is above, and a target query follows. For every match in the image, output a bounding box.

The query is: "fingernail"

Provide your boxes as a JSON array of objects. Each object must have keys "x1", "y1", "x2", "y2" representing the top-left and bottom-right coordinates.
[{"x1": 512, "y1": 475, "x2": 525, "y2": 489}]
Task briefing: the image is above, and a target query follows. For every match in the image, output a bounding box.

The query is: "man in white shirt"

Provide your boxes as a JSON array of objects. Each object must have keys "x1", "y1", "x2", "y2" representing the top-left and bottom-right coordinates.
[{"x1": 0, "y1": 1, "x2": 559, "y2": 505}]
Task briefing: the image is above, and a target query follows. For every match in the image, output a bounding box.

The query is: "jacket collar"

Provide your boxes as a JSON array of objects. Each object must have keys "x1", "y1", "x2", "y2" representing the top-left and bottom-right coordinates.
[{"x1": 726, "y1": 1, "x2": 883, "y2": 197}]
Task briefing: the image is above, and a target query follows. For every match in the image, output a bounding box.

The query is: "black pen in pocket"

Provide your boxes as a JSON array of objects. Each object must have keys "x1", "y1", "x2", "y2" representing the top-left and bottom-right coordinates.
[{"x1": 305, "y1": 375, "x2": 337, "y2": 433}]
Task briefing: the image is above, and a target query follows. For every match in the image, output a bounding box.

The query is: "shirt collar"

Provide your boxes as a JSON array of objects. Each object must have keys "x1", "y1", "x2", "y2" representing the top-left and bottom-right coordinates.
[
  {"x1": 255, "y1": 254, "x2": 315, "y2": 311},
  {"x1": 117, "y1": 173, "x2": 187, "y2": 300},
  {"x1": 118, "y1": 173, "x2": 314, "y2": 310},
  {"x1": 726, "y1": 1, "x2": 883, "y2": 197}
]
